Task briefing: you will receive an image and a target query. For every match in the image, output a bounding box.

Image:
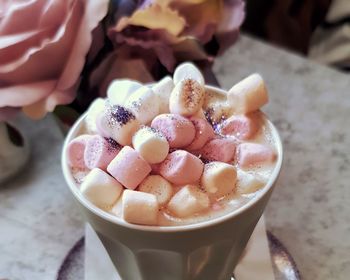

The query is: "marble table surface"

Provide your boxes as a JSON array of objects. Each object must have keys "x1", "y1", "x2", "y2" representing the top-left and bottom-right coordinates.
[{"x1": 0, "y1": 35, "x2": 349, "y2": 280}]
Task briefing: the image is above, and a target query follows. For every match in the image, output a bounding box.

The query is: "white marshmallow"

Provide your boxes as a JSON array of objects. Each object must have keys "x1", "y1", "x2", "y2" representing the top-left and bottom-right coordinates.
[
  {"x1": 138, "y1": 175, "x2": 173, "y2": 205},
  {"x1": 132, "y1": 126, "x2": 169, "y2": 164},
  {"x1": 85, "y1": 98, "x2": 106, "y2": 134},
  {"x1": 110, "y1": 196, "x2": 123, "y2": 217},
  {"x1": 107, "y1": 79, "x2": 142, "y2": 106},
  {"x1": 80, "y1": 168, "x2": 123, "y2": 210},
  {"x1": 169, "y1": 79, "x2": 205, "y2": 116},
  {"x1": 173, "y1": 62, "x2": 205, "y2": 86},
  {"x1": 152, "y1": 76, "x2": 174, "y2": 114},
  {"x1": 236, "y1": 170, "x2": 265, "y2": 194},
  {"x1": 228, "y1": 73, "x2": 268, "y2": 114},
  {"x1": 96, "y1": 103, "x2": 140, "y2": 146},
  {"x1": 125, "y1": 86, "x2": 159, "y2": 124},
  {"x1": 201, "y1": 162, "x2": 237, "y2": 198},
  {"x1": 122, "y1": 190, "x2": 159, "y2": 225},
  {"x1": 167, "y1": 185, "x2": 210, "y2": 218},
  {"x1": 204, "y1": 99, "x2": 233, "y2": 124}
]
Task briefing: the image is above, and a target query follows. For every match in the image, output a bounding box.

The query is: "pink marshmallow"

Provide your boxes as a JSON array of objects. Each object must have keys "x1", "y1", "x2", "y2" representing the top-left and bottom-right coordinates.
[
  {"x1": 151, "y1": 114, "x2": 195, "y2": 148},
  {"x1": 186, "y1": 117, "x2": 215, "y2": 151},
  {"x1": 237, "y1": 143, "x2": 277, "y2": 168},
  {"x1": 159, "y1": 150, "x2": 204, "y2": 185},
  {"x1": 200, "y1": 138, "x2": 237, "y2": 163},
  {"x1": 67, "y1": 135, "x2": 93, "y2": 169},
  {"x1": 220, "y1": 114, "x2": 259, "y2": 140},
  {"x1": 84, "y1": 135, "x2": 121, "y2": 170},
  {"x1": 107, "y1": 146, "x2": 151, "y2": 189}
]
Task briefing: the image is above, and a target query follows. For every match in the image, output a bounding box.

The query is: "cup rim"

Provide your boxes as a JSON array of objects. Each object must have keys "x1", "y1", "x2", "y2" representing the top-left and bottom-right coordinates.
[{"x1": 61, "y1": 85, "x2": 283, "y2": 233}]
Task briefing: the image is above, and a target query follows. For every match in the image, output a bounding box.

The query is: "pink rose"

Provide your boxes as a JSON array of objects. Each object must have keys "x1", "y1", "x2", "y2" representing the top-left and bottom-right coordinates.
[{"x1": 0, "y1": 0, "x2": 108, "y2": 119}]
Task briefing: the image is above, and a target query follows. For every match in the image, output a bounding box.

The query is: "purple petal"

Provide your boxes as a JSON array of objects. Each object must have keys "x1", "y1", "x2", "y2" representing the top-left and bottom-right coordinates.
[
  {"x1": 216, "y1": 0, "x2": 245, "y2": 53},
  {"x1": 109, "y1": 26, "x2": 178, "y2": 71}
]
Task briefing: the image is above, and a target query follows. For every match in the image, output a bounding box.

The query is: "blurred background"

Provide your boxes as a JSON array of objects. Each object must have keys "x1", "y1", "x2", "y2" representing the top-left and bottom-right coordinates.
[{"x1": 244, "y1": 0, "x2": 349, "y2": 72}]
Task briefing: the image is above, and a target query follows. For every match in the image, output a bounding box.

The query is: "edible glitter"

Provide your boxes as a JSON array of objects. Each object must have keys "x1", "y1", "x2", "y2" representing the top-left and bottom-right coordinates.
[
  {"x1": 110, "y1": 105, "x2": 135, "y2": 125},
  {"x1": 105, "y1": 137, "x2": 121, "y2": 152}
]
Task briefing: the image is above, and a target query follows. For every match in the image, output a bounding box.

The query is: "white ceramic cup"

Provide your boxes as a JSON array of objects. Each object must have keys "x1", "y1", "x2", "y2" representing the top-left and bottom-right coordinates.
[{"x1": 62, "y1": 86, "x2": 283, "y2": 280}]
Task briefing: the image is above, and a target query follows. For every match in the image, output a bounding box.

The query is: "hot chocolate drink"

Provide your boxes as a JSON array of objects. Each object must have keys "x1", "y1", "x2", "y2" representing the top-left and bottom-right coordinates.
[{"x1": 65, "y1": 63, "x2": 278, "y2": 226}]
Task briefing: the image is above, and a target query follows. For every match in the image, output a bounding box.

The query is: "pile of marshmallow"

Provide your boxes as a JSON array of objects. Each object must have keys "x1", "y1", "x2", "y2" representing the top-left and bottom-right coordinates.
[{"x1": 67, "y1": 63, "x2": 276, "y2": 226}]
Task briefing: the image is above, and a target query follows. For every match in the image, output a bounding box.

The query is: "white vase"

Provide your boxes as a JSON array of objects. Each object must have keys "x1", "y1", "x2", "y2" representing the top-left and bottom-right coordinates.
[{"x1": 0, "y1": 121, "x2": 30, "y2": 184}]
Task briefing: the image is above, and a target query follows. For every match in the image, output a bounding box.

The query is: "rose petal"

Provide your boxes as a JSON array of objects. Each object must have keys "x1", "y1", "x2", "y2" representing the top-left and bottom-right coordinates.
[
  {"x1": 110, "y1": 26, "x2": 209, "y2": 72},
  {"x1": 172, "y1": 0, "x2": 208, "y2": 3},
  {"x1": 172, "y1": 0, "x2": 222, "y2": 42},
  {"x1": 111, "y1": 27, "x2": 178, "y2": 71},
  {"x1": 0, "y1": 30, "x2": 41, "y2": 49},
  {"x1": 102, "y1": 56, "x2": 154, "y2": 88},
  {"x1": 172, "y1": 37, "x2": 208, "y2": 61},
  {"x1": 116, "y1": 3, "x2": 186, "y2": 36},
  {"x1": 0, "y1": 0, "x2": 109, "y2": 119},
  {"x1": 38, "y1": 0, "x2": 67, "y2": 29},
  {"x1": 57, "y1": 0, "x2": 109, "y2": 90},
  {"x1": 0, "y1": 28, "x2": 56, "y2": 65},
  {"x1": 0, "y1": 0, "x2": 47, "y2": 35},
  {"x1": 217, "y1": 0, "x2": 245, "y2": 33},
  {"x1": 89, "y1": 49, "x2": 154, "y2": 97},
  {"x1": 22, "y1": 83, "x2": 77, "y2": 119},
  {"x1": 20, "y1": 0, "x2": 109, "y2": 119},
  {"x1": 0, "y1": 0, "x2": 108, "y2": 82},
  {"x1": 0, "y1": 80, "x2": 56, "y2": 107},
  {"x1": 46, "y1": 82, "x2": 78, "y2": 112},
  {"x1": 0, "y1": 1, "x2": 84, "y2": 82},
  {"x1": 215, "y1": 0, "x2": 245, "y2": 53}
]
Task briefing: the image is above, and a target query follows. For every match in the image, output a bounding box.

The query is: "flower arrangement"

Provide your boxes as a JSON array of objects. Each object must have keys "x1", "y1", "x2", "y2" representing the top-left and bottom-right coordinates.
[{"x1": 0, "y1": 0, "x2": 245, "y2": 122}]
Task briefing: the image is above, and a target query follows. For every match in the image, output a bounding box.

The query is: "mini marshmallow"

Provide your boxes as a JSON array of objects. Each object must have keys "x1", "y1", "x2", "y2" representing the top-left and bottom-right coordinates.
[
  {"x1": 152, "y1": 76, "x2": 174, "y2": 114},
  {"x1": 138, "y1": 175, "x2": 173, "y2": 205},
  {"x1": 187, "y1": 117, "x2": 215, "y2": 151},
  {"x1": 228, "y1": 74, "x2": 268, "y2": 114},
  {"x1": 111, "y1": 196, "x2": 123, "y2": 217},
  {"x1": 203, "y1": 100, "x2": 233, "y2": 124},
  {"x1": 85, "y1": 98, "x2": 105, "y2": 134},
  {"x1": 159, "y1": 150, "x2": 204, "y2": 185},
  {"x1": 132, "y1": 126, "x2": 169, "y2": 164},
  {"x1": 107, "y1": 79, "x2": 142, "y2": 106},
  {"x1": 169, "y1": 79, "x2": 205, "y2": 116},
  {"x1": 80, "y1": 168, "x2": 123, "y2": 210},
  {"x1": 84, "y1": 135, "x2": 120, "y2": 170},
  {"x1": 96, "y1": 103, "x2": 140, "y2": 146},
  {"x1": 236, "y1": 143, "x2": 276, "y2": 168},
  {"x1": 200, "y1": 138, "x2": 236, "y2": 163},
  {"x1": 194, "y1": 108, "x2": 207, "y2": 120},
  {"x1": 67, "y1": 135, "x2": 93, "y2": 169},
  {"x1": 201, "y1": 162, "x2": 237, "y2": 198},
  {"x1": 151, "y1": 114, "x2": 195, "y2": 148},
  {"x1": 219, "y1": 114, "x2": 259, "y2": 140},
  {"x1": 107, "y1": 146, "x2": 151, "y2": 190},
  {"x1": 125, "y1": 86, "x2": 159, "y2": 124},
  {"x1": 236, "y1": 169, "x2": 265, "y2": 194},
  {"x1": 173, "y1": 62, "x2": 205, "y2": 86},
  {"x1": 167, "y1": 185, "x2": 209, "y2": 218},
  {"x1": 122, "y1": 190, "x2": 159, "y2": 225}
]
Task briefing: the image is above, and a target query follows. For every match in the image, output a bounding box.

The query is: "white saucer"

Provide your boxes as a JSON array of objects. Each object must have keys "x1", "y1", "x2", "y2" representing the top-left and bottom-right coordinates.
[{"x1": 57, "y1": 221, "x2": 300, "y2": 280}]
